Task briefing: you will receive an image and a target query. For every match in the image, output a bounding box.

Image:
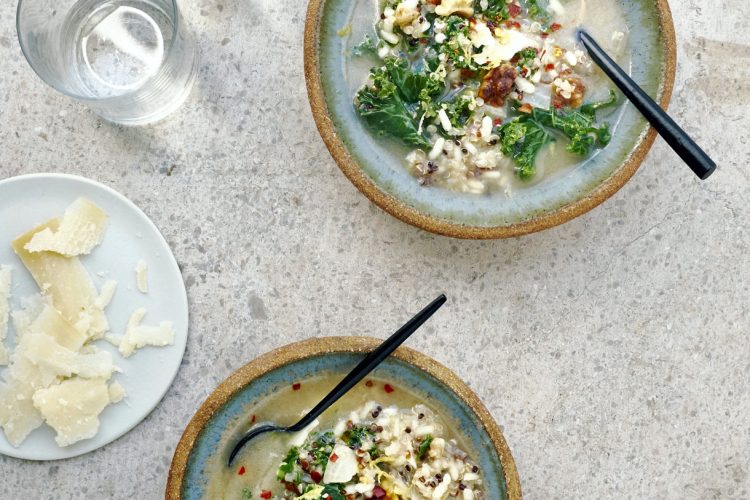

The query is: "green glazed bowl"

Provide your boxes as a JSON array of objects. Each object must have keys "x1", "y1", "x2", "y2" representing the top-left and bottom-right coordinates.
[
  {"x1": 166, "y1": 337, "x2": 522, "y2": 499},
  {"x1": 304, "y1": 0, "x2": 676, "y2": 239}
]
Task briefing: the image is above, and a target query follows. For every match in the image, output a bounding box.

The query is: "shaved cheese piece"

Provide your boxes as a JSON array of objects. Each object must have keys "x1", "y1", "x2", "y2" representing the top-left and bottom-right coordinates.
[
  {"x1": 0, "y1": 377, "x2": 44, "y2": 447},
  {"x1": 8, "y1": 353, "x2": 58, "y2": 390},
  {"x1": 24, "y1": 198, "x2": 108, "y2": 257},
  {"x1": 32, "y1": 378, "x2": 111, "y2": 447},
  {"x1": 135, "y1": 260, "x2": 148, "y2": 294},
  {"x1": 118, "y1": 308, "x2": 175, "y2": 358},
  {"x1": 0, "y1": 266, "x2": 11, "y2": 365},
  {"x1": 21, "y1": 333, "x2": 115, "y2": 379},
  {"x1": 12, "y1": 221, "x2": 109, "y2": 340},
  {"x1": 323, "y1": 444, "x2": 359, "y2": 484},
  {"x1": 471, "y1": 23, "x2": 540, "y2": 68},
  {"x1": 28, "y1": 304, "x2": 88, "y2": 351},
  {"x1": 95, "y1": 280, "x2": 118, "y2": 309},
  {"x1": 11, "y1": 295, "x2": 46, "y2": 341},
  {"x1": 108, "y1": 382, "x2": 126, "y2": 404},
  {"x1": 434, "y1": 0, "x2": 473, "y2": 17}
]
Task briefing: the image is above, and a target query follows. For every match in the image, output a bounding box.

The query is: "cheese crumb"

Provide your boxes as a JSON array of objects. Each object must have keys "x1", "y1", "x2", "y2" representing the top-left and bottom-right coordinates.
[
  {"x1": 95, "y1": 280, "x2": 118, "y2": 309},
  {"x1": 24, "y1": 198, "x2": 108, "y2": 257},
  {"x1": 135, "y1": 260, "x2": 148, "y2": 294},
  {"x1": 118, "y1": 308, "x2": 175, "y2": 358}
]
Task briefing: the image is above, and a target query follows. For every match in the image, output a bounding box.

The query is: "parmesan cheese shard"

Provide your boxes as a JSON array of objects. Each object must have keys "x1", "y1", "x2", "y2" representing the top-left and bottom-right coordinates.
[
  {"x1": 32, "y1": 378, "x2": 112, "y2": 447},
  {"x1": 135, "y1": 260, "x2": 148, "y2": 294},
  {"x1": 0, "y1": 377, "x2": 44, "y2": 447},
  {"x1": 24, "y1": 198, "x2": 108, "y2": 257},
  {"x1": 12, "y1": 221, "x2": 109, "y2": 340},
  {"x1": 21, "y1": 333, "x2": 116, "y2": 380},
  {"x1": 118, "y1": 308, "x2": 175, "y2": 358},
  {"x1": 28, "y1": 303, "x2": 88, "y2": 351},
  {"x1": 95, "y1": 280, "x2": 118, "y2": 310},
  {"x1": 0, "y1": 266, "x2": 11, "y2": 365}
]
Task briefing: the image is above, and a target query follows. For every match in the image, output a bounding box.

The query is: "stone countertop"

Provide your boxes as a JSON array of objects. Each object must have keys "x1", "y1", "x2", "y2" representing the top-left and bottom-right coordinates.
[{"x1": 0, "y1": 0, "x2": 748, "y2": 498}]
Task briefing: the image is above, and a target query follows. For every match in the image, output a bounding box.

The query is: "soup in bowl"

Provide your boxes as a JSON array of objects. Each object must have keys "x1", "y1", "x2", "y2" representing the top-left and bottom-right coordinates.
[
  {"x1": 304, "y1": 0, "x2": 676, "y2": 238},
  {"x1": 166, "y1": 337, "x2": 521, "y2": 500}
]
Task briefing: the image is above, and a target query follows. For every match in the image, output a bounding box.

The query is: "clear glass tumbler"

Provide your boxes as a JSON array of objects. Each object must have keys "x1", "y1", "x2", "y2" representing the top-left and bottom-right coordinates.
[{"x1": 17, "y1": 0, "x2": 199, "y2": 125}]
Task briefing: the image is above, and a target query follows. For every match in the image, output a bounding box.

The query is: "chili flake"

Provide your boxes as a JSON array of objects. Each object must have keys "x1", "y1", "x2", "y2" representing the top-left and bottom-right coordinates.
[
  {"x1": 292, "y1": 383, "x2": 301, "y2": 391},
  {"x1": 384, "y1": 384, "x2": 395, "y2": 394},
  {"x1": 238, "y1": 466, "x2": 246, "y2": 476},
  {"x1": 260, "y1": 491, "x2": 272, "y2": 499}
]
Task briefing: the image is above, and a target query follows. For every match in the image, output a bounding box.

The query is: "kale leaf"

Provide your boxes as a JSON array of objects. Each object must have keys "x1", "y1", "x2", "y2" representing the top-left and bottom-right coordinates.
[
  {"x1": 356, "y1": 57, "x2": 443, "y2": 148},
  {"x1": 498, "y1": 91, "x2": 618, "y2": 179},
  {"x1": 527, "y1": 91, "x2": 617, "y2": 155},
  {"x1": 499, "y1": 118, "x2": 554, "y2": 179}
]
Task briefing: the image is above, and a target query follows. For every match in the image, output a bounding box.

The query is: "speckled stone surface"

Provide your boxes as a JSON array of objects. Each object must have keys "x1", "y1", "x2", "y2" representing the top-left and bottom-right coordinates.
[{"x1": 0, "y1": 0, "x2": 748, "y2": 498}]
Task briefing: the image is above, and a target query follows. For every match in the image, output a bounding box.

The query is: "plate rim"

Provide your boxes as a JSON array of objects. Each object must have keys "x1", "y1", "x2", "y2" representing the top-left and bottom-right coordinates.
[
  {"x1": 166, "y1": 336, "x2": 522, "y2": 500},
  {"x1": 0, "y1": 172, "x2": 189, "y2": 461},
  {"x1": 303, "y1": 0, "x2": 677, "y2": 239}
]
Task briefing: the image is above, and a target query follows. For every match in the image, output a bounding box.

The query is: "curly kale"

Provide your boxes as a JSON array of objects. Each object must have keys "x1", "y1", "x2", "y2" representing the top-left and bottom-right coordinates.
[
  {"x1": 355, "y1": 57, "x2": 444, "y2": 148},
  {"x1": 499, "y1": 91, "x2": 618, "y2": 179}
]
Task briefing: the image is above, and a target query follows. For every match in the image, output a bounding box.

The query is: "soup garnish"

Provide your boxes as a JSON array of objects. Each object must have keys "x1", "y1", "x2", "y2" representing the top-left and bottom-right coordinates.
[
  {"x1": 266, "y1": 402, "x2": 485, "y2": 499},
  {"x1": 353, "y1": 0, "x2": 628, "y2": 194}
]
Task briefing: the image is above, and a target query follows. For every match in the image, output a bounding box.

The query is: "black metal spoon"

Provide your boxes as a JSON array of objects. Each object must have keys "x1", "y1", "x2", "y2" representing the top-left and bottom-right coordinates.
[
  {"x1": 227, "y1": 294, "x2": 447, "y2": 466},
  {"x1": 578, "y1": 30, "x2": 716, "y2": 180}
]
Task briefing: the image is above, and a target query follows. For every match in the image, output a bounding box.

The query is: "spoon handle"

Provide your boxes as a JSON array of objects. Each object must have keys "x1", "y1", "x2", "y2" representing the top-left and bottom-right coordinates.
[
  {"x1": 578, "y1": 30, "x2": 716, "y2": 180},
  {"x1": 288, "y1": 294, "x2": 447, "y2": 432}
]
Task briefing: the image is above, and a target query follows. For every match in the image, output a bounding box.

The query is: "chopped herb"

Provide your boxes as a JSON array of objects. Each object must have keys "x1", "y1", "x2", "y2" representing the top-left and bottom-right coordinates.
[
  {"x1": 342, "y1": 425, "x2": 374, "y2": 449},
  {"x1": 524, "y1": 0, "x2": 550, "y2": 23},
  {"x1": 514, "y1": 47, "x2": 538, "y2": 69},
  {"x1": 241, "y1": 488, "x2": 253, "y2": 499},
  {"x1": 276, "y1": 446, "x2": 299, "y2": 481},
  {"x1": 418, "y1": 435, "x2": 434, "y2": 460},
  {"x1": 475, "y1": 0, "x2": 510, "y2": 22},
  {"x1": 321, "y1": 484, "x2": 346, "y2": 500},
  {"x1": 439, "y1": 16, "x2": 476, "y2": 70}
]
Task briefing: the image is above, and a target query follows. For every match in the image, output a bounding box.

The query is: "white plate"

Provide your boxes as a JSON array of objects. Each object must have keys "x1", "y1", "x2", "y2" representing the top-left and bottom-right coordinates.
[{"x1": 0, "y1": 173, "x2": 189, "y2": 460}]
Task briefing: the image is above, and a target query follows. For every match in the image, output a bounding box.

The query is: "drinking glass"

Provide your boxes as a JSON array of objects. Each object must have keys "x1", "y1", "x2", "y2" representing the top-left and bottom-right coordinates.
[{"x1": 17, "y1": 0, "x2": 199, "y2": 125}]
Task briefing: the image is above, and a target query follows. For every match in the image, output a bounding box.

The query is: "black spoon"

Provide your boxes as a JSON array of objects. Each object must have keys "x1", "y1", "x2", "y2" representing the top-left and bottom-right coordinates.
[
  {"x1": 227, "y1": 294, "x2": 448, "y2": 466},
  {"x1": 578, "y1": 29, "x2": 716, "y2": 180}
]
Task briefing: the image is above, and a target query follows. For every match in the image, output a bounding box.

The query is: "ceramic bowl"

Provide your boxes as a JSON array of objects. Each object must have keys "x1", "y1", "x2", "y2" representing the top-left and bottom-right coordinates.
[
  {"x1": 166, "y1": 337, "x2": 522, "y2": 499},
  {"x1": 304, "y1": 1, "x2": 676, "y2": 239}
]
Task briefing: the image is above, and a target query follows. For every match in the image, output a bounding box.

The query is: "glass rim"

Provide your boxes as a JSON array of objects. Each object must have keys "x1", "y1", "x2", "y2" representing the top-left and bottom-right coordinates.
[{"x1": 16, "y1": 0, "x2": 183, "y2": 102}]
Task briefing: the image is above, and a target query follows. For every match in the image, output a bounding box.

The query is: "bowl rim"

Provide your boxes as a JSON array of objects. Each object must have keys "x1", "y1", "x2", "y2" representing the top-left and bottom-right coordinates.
[
  {"x1": 166, "y1": 336, "x2": 522, "y2": 499},
  {"x1": 303, "y1": 0, "x2": 677, "y2": 239}
]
